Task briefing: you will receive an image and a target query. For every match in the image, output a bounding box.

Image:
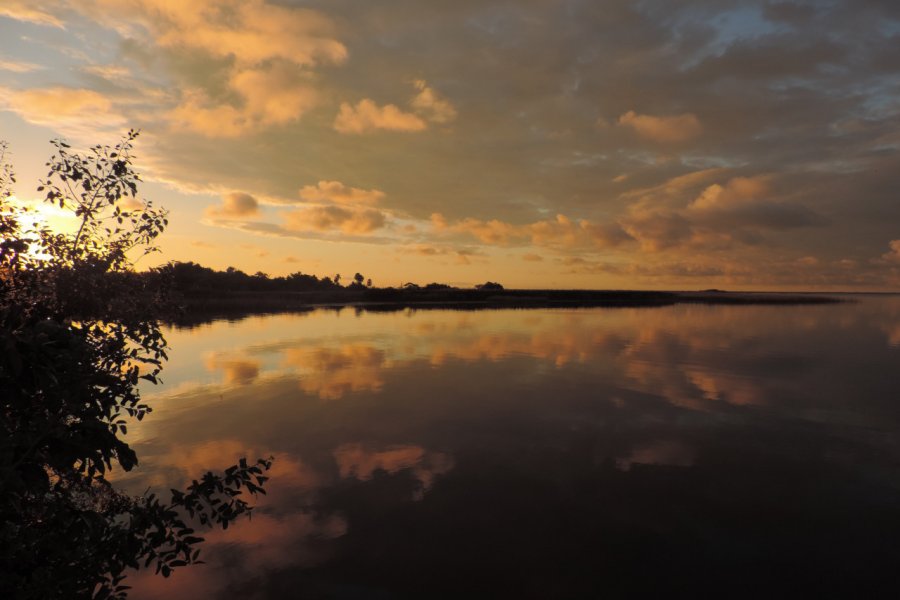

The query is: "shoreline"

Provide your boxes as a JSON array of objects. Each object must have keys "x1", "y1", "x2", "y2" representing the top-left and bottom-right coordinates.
[{"x1": 168, "y1": 289, "x2": 846, "y2": 325}]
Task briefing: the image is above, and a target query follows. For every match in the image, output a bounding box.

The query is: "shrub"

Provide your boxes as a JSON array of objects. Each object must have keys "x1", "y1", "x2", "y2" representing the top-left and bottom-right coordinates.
[{"x1": 0, "y1": 134, "x2": 272, "y2": 599}]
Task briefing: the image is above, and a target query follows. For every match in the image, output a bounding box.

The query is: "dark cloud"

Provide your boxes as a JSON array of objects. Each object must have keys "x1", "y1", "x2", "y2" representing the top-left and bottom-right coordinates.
[{"x1": 4, "y1": 0, "x2": 900, "y2": 287}]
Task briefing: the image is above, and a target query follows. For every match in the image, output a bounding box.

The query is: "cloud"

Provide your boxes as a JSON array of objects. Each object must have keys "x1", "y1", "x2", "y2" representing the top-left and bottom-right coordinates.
[
  {"x1": 620, "y1": 208, "x2": 694, "y2": 252},
  {"x1": 399, "y1": 244, "x2": 485, "y2": 265},
  {"x1": 283, "y1": 344, "x2": 386, "y2": 400},
  {"x1": 168, "y1": 65, "x2": 319, "y2": 137},
  {"x1": 284, "y1": 205, "x2": 387, "y2": 235},
  {"x1": 80, "y1": 64, "x2": 131, "y2": 81},
  {"x1": 204, "y1": 354, "x2": 262, "y2": 386},
  {"x1": 228, "y1": 64, "x2": 319, "y2": 121},
  {"x1": 618, "y1": 172, "x2": 826, "y2": 252},
  {"x1": 0, "y1": 58, "x2": 43, "y2": 73},
  {"x1": 298, "y1": 180, "x2": 385, "y2": 206},
  {"x1": 559, "y1": 256, "x2": 728, "y2": 279},
  {"x1": 167, "y1": 94, "x2": 249, "y2": 139},
  {"x1": 57, "y1": 0, "x2": 346, "y2": 138},
  {"x1": 882, "y1": 240, "x2": 900, "y2": 264},
  {"x1": 333, "y1": 443, "x2": 454, "y2": 496},
  {"x1": 334, "y1": 99, "x2": 427, "y2": 134},
  {"x1": 687, "y1": 176, "x2": 826, "y2": 231},
  {"x1": 114, "y1": 196, "x2": 145, "y2": 212},
  {"x1": 0, "y1": 86, "x2": 125, "y2": 136},
  {"x1": 401, "y1": 245, "x2": 444, "y2": 257},
  {"x1": 0, "y1": 86, "x2": 107, "y2": 121},
  {"x1": 432, "y1": 212, "x2": 633, "y2": 250},
  {"x1": 689, "y1": 176, "x2": 771, "y2": 211},
  {"x1": 522, "y1": 253, "x2": 544, "y2": 262},
  {"x1": 0, "y1": 1, "x2": 63, "y2": 27},
  {"x1": 205, "y1": 192, "x2": 260, "y2": 219},
  {"x1": 411, "y1": 80, "x2": 457, "y2": 124},
  {"x1": 617, "y1": 110, "x2": 702, "y2": 142},
  {"x1": 334, "y1": 80, "x2": 455, "y2": 135},
  {"x1": 5, "y1": 0, "x2": 900, "y2": 290},
  {"x1": 79, "y1": 0, "x2": 347, "y2": 68},
  {"x1": 204, "y1": 219, "x2": 396, "y2": 245}
]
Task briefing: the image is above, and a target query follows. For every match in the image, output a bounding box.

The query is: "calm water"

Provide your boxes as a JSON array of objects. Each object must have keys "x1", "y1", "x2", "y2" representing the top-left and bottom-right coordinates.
[{"x1": 119, "y1": 297, "x2": 900, "y2": 598}]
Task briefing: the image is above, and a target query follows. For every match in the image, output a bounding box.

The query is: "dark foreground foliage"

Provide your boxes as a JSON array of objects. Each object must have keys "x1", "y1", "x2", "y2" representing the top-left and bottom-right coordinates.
[{"x1": 0, "y1": 134, "x2": 272, "y2": 599}]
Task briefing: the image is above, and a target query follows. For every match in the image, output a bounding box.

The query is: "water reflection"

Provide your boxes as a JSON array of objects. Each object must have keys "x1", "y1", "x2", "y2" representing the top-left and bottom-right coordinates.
[{"x1": 121, "y1": 298, "x2": 900, "y2": 598}]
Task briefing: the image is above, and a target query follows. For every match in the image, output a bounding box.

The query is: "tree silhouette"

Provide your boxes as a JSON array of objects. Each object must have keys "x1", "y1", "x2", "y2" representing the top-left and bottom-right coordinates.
[{"x1": 0, "y1": 134, "x2": 272, "y2": 599}]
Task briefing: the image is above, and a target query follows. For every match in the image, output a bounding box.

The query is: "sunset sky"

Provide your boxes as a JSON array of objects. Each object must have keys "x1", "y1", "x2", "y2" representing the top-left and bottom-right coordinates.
[{"x1": 1, "y1": 0, "x2": 899, "y2": 290}]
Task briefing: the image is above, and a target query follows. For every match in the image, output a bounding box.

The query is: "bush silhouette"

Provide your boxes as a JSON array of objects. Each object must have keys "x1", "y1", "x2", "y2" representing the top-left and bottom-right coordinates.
[{"x1": 0, "y1": 134, "x2": 272, "y2": 599}]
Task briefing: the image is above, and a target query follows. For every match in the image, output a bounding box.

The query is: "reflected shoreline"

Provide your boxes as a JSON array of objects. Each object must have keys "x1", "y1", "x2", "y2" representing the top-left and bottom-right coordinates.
[{"x1": 171, "y1": 289, "x2": 844, "y2": 327}]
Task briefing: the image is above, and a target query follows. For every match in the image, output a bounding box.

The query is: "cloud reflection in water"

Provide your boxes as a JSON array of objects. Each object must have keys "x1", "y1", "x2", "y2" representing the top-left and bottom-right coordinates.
[{"x1": 123, "y1": 299, "x2": 900, "y2": 598}]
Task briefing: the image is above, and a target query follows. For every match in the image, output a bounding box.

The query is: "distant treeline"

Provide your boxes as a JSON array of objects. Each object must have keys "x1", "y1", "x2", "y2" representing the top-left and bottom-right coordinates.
[
  {"x1": 156, "y1": 261, "x2": 503, "y2": 293},
  {"x1": 144, "y1": 263, "x2": 839, "y2": 323},
  {"x1": 160, "y1": 261, "x2": 346, "y2": 292}
]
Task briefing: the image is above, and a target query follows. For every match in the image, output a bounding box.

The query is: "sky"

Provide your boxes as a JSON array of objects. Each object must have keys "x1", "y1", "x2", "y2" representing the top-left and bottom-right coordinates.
[{"x1": 1, "y1": 0, "x2": 899, "y2": 290}]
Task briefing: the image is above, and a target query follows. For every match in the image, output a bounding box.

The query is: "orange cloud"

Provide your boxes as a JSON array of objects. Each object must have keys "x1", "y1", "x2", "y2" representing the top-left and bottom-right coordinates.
[
  {"x1": 620, "y1": 206, "x2": 693, "y2": 252},
  {"x1": 0, "y1": 1, "x2": 63, "y2": 27},
  {"x1": 432, "y1": 212, "x2": 632, "y2": 250},
  {"x1": 334, "y1": 443, "x2": 454, "y2": 497},
  {"x1": 334, "y1": 444, "x2": 425, "y2": 479},
  {"x1": 119, "y1": 440, "x2": 341, "y2": 598},
  {"x1": 228, "y1": 64, "x2": 319, "y2": 121},
  {"x1": 115, "y1": 196, "x2": 145, "y2": 212},
  {"x1": 423, "y1": 321, "x2": 617, "y2": 369},
  {"x1": 411, "y1": 80, "x2": 457, "y2": 124},
  {"x1": 80, "y1": 64, "x2": 131, "y2": 81},
  {"x1": 399, "y1": 244, "x2": 484, "y2": 264},
  {"x1": 284, "y1": 205, "x2": 387, "y2": 235},
  {"x1": 689, "y1": 176, "x2": 771, "y2": 211},
  {"x1": 885, "y1": 324, "x2": 900, "y2": 348},
  {"x1": 167, "y1": 94, "x2": 251, "y2": 138},
  {"x1": 621, "y1": 169, "x2": 726, "y2": 202},
  {"x1": 204, "y1": 354, "x2": 261, "y2": 385},
  {"x1": 169, "y1": 65, "x2": 319, "y2": 138},
  {"x1": 204, "y1": 192, "x2": 260, "y2": 219},
  {"x1": 684, "y1": 367, "x2": 763, "y2": 406},
  {"x1": 882, "y1": 240, "x2": 900, "y2": 264},
  {"x1": 283, "y1": 344, "x2": 387, "y2": 400},
  {"x1": 617, "y1": 110, "x2": 702, "y2": 142},
  {"x1": 0, "y1": 59, "x2": 43, "y2": 73},
  {"x1": 84, "y1": 0, "x2": 346, "y2": 68},
  {"x1": 618, "y1": 320, "x2": 772, "y2": 410},
  {"x1": 66, "y1": 1, "x2": 346, "y2": 137},
  {"x1": 299, "y1": 180, "x2": 386, "y2": 206},
  {"x1": 0, "y1": 86, "x2": 124, "y2": 132},
  {"x1": 334, "y1": 99, "x2": 427, "y2": 134},
  {"x1": 618, "y1": 172, "x2": 823, "y2": 252}
]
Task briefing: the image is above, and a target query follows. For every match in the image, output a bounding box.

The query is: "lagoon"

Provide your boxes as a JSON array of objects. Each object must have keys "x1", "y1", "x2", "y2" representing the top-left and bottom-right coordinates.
[{"x1": 121, "y1": 296, "x2": 900, "y2": 598}]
